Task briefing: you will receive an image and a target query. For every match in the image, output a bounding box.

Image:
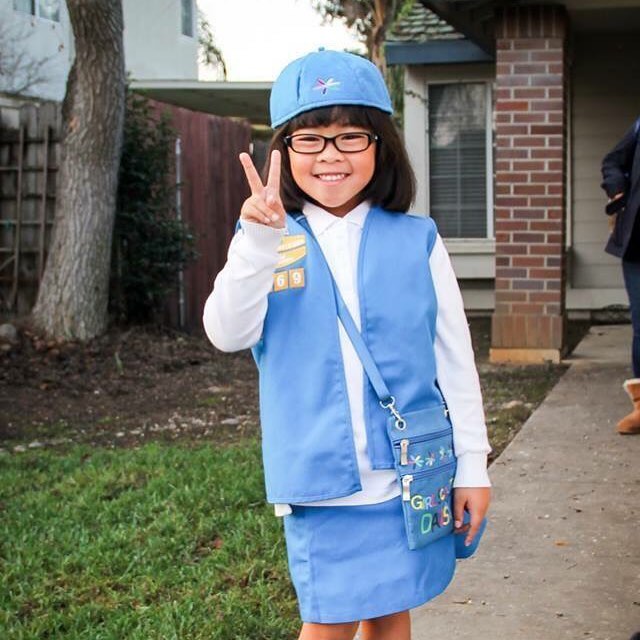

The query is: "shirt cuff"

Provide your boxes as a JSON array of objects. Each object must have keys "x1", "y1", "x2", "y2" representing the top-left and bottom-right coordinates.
[
  {"x1": 274, "y1": 503, "x2": 292, "y2": 517},
  {"x1": 235, "y1": 219, "x2": 286, "y2": 270},
  {"x1": 240, "y1": 219, "x2": 286, "y2": 242},
  {"x1": 453, "y1": 452, "x2": 491, "y2": 488},
  {"x1": 606, "y1": 180, "x2": 627, "y2": 199}
]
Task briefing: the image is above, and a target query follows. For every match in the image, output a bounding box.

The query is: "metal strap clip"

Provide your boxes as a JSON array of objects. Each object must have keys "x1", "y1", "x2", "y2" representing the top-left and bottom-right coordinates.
[{"x1": 380, "y1": 396, "x2": 407, "y2": 431}]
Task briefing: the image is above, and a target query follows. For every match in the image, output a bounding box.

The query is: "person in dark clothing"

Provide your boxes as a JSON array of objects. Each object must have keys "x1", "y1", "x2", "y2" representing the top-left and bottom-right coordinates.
[{"x1": 601, "y1": 116, "x2": 640, "y2": 434}]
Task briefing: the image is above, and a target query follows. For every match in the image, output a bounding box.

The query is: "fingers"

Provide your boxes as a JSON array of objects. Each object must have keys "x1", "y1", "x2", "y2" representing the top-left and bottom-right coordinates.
[
  {"x1": 239, "y1": 152, "x2": 264, "y2": 195},
  {"x1": 465, "y1": 510, "x2": 483, "y2": 547},
  {"x1": 453, "y1": 494, "x2": 466, "y2": 531},
  {"x1": 241, "y1": 194, "x2": 281, "y2": 226},
  {"x1": 239, "y1": 151, "x2": 286, "y2": 228},
  {"x1": 453, "y1": 487, "x2": 490, "y2": 546},
  {"x1": 266, "y1": 150, "x2": 281, "y2": 192}
]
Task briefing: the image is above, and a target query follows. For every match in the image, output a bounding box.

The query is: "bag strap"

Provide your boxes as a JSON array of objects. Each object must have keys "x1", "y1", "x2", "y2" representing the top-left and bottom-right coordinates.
[{"x1": 292, "y1": 212, "x2": 408, "y2": 429}]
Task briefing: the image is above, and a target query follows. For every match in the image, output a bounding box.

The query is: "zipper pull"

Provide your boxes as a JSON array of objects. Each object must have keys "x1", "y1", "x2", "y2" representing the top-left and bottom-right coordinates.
[
  {"x1": 402, "y1": 475, "x2": 413, "y2": 501},
  {"x1": 444, "y1": 406, "x2": 449, "y2": 417},
  {"x1": 400, "y1": 439, "x2": 409, "y2": 465}
]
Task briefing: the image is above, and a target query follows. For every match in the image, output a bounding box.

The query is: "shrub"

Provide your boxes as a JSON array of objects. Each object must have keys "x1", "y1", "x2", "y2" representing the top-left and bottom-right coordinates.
[{"x1": 110, "y1": 90, "x2": 196, "y2": 324}]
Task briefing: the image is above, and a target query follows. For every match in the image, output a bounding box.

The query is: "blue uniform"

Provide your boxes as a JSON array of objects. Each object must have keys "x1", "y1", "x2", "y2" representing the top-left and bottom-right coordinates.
[
  {"x1": 254, "y1": 207, "x2": 445, "y2": 503},
  {"x1": 252, "y1": 207, "x2": 457, "y2": 623}
]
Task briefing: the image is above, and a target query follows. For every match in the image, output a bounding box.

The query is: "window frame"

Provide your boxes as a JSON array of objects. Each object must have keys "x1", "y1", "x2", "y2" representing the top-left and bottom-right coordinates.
[
  {"x1": 425, "y1": 79, "x2": 494, "y2": 240},
  {"x1": 13, "y1": 0, "x2": 61, "y2": 22},
  {"x1": 180, "y1": 0, "x2": 195, "y2": 38}
]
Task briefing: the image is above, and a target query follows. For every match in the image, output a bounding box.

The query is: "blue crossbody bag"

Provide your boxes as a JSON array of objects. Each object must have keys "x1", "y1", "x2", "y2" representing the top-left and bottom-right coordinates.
[{"x1": 297, "y1": 216, "x2": 486, "y2": 556}]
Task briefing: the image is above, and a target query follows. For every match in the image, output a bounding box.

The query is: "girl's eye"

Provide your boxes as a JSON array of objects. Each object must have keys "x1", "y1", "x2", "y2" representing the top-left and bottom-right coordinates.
[
  {"x1": 336, "y1": 133, "x2": 372, "y2": 151},
  {"x1": 340, "y1": 133, "x2": 367, "y2": 141}
]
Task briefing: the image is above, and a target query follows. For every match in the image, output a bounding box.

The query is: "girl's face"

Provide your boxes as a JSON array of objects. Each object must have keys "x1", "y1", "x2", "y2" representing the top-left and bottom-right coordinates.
[{"x1": 286, "y1": 123, "x2": 376, "y2": 217}]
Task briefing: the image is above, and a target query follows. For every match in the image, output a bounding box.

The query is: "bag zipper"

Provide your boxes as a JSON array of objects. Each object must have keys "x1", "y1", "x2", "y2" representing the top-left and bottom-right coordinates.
[
  {"x1": 401, "y1": 461, "x2": 456, "y2": 502},
  {"x1": 395, "y1": 428, "x2": 452, "y2": 465}
]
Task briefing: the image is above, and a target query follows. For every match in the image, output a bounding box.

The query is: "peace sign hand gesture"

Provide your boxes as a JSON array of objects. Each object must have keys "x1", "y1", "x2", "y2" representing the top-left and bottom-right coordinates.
[{"x1": 239, "y1": 150, "x2": 286, "y2": 229}]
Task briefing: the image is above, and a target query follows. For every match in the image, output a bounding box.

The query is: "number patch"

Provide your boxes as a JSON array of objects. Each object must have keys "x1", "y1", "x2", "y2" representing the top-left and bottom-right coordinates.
[{"x1": 273, "y1": 267, "x2": 305, "y2": 292}]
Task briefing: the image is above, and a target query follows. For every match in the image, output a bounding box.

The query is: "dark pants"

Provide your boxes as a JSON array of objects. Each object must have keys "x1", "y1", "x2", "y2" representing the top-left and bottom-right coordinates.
[{"x1": 622, "y1": 260, "x2": 640, "y2": 377}]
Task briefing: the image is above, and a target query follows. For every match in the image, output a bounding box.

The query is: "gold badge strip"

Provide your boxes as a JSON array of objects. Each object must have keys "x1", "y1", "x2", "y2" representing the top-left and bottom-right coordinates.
[{"x1": 276, "y1": 234, "x2": 307, "y2": 269}]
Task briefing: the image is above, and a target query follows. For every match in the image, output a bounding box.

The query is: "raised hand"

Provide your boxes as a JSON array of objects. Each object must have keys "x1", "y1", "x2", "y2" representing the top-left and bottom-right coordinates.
[{"x1": 239, "y1": 150, "x2": 286, "y2": 229}]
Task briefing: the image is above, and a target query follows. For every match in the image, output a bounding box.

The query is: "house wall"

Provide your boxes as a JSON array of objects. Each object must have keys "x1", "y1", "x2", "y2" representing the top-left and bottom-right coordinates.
[
  {"x1": 0, "y1": 0, "x2": 198, "y2": 104},
  {"x1": 568, "y1": 31, "x2": 640, "y2": 309},
  {"x1": 490, "y1": 4, "x2": 569, "y2": 363},
  {"x1": 403, "y1": 30, "x2": 640, "y2": 314},
  {"x1": 122, "y1": 0, "x2": 198, "y2": 82},
  {"x1": 0, "y1": 0, "x2": 73, "y2": 102}
]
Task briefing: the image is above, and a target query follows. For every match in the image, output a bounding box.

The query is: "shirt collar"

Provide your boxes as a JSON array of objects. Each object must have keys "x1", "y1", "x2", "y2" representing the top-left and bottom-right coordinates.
[{"x1": 302, "y1": 201, "x2": 370, "y2": 236}]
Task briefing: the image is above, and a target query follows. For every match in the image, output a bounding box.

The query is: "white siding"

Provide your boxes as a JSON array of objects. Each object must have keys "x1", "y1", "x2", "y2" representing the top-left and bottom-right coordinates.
[
  {"x1": 571, "y1": 33, "x2": 640, "y2": 294},
  {"x1": 122, "y1": 0, "x2": 198, "y2": 81},
  {"x1": 0, "y1": 0, "x2": 74, "y2": 102},
  {"x1": 0, "y1": 0, "x2": 198, "y2": 103}
]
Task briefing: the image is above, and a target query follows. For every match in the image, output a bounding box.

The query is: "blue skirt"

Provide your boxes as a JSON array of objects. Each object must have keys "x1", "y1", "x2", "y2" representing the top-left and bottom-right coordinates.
[{"x1": 282, "y1": 496, "x2": 456, "y2": 624}]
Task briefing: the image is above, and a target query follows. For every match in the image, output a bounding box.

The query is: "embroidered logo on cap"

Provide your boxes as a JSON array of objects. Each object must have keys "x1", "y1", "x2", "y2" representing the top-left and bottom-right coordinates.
[{"x1": 313, "y1": 78, "x2": 340, "y2": 95}]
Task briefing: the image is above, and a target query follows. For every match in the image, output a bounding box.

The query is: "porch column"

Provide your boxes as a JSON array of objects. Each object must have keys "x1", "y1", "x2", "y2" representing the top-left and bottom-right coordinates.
[{"x1": 490, "y1": 5, "x2": 568, "y2": 364}]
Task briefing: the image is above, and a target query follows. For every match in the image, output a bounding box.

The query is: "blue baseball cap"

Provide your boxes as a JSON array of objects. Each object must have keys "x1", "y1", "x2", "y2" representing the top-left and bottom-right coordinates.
[{"x1": 270, "y1": 48, "x2": 393, "y2": 129}]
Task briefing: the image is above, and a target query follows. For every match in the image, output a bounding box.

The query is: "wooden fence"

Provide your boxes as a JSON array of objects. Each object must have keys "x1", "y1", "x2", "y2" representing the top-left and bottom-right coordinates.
[
  {"x1": 0, "y1": 102, "x2": 61, "y2": 316},
  {"x1": 150, "y1": 100, "x2": 252, "y2": 333},
  {"x1": 0, "y1": 98, "x2": 253, "y2": 333}
]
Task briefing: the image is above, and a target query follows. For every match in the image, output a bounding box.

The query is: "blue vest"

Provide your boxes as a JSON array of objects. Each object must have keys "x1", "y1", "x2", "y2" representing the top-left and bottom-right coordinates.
[{"x1": 252, "y1": 207, "x2": 443, "y2": 503}]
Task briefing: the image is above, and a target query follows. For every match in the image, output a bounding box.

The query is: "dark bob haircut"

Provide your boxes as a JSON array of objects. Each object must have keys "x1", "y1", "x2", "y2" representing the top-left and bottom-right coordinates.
[{"x1": 263, "y1": 105, "x2": 416, "y2": 213}]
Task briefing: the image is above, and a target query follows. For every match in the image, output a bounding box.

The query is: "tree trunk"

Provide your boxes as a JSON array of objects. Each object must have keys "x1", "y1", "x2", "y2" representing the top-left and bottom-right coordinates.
[
  {"x1": 31, "y1": 0, "x2": 125, "y2": 341},
  {"x1": 368, "y1": 0, "x2": 398, "y2": 78}
]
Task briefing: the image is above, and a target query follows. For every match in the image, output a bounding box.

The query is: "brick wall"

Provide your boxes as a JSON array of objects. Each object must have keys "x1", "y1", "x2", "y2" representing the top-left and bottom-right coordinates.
[{"x1": 491, "y1": 5, "x2": 568, "y2": 363}]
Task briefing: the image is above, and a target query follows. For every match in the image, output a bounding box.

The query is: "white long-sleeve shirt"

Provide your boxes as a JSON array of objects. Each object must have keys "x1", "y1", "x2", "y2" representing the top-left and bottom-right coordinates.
[{"x1": 203, "y1": 201, "x2": 491, "y2": 514}]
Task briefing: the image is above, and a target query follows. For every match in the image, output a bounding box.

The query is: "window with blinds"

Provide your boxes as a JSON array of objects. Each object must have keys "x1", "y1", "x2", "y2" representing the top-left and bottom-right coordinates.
[{"x1": 428, "y1": 83, "x2": 489, "y2": 238}]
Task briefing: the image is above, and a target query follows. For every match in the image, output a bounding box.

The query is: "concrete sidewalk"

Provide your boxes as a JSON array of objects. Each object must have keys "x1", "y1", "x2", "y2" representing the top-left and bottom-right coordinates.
[{"x1": 413, "y1": 325, "x2": 640, "y2": 640}]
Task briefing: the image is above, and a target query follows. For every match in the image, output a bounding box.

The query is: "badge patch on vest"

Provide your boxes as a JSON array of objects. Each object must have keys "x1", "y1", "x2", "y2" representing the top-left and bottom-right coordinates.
[
  {"x1": 273, "y1": 267, "x2": 305, "y2": 292},
  {"x1": 272, "y1": 234, "x2": 306, "y2": 292},
  {"x1": 273, "y1": 271, "x2": 289, "y2": 291},
  {"x1": 276, "y1": 234, "x2": 306, "y2": 269},
  {"x1": 289, "y1": 267, "x2": 305, "y2": 288}
]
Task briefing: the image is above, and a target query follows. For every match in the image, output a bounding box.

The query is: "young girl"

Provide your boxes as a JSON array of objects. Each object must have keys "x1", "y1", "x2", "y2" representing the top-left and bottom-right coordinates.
[{"x1": 203, "y1": 49, "x2": 491, "y2": 640}]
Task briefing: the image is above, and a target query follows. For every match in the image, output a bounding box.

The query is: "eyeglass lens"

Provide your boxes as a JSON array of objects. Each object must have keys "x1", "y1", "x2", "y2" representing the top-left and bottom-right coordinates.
[{"x1": 288, "y1": 133, "x2": 374, "y2": 153}]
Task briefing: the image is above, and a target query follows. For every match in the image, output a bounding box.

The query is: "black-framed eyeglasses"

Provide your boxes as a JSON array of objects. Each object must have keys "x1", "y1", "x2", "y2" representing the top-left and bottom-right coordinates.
[{"x1": 284, "y1": 132, "x2": 379, "y2": 154}]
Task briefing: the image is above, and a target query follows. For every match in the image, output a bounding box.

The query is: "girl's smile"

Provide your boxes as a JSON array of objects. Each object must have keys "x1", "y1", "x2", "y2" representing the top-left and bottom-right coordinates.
[
  {"x1": 287, "y1": 124, "x2": 376, "y2": 217},
  {"x1": 315, "y1": 173, "x2": 348, "y2": 182}
]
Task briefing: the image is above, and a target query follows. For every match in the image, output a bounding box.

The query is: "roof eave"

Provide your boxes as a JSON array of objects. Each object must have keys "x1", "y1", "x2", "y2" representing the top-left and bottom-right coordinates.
[
  {"x1": 417, "y1": 0, "x2": 497, "y2": 54},
  {"x1": 386, "y1": 39, "x2": 494, "y2": 65}
]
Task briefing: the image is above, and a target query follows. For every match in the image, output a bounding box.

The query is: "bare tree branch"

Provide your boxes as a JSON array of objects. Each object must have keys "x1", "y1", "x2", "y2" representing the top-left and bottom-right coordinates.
[
  {"x1": 197, "y1": 9, "x2": 227, "y2": 81},
  {"x1": 0, "y1": 11, "x2": 61, "y2": 96},
  {"x1": 311, "y1": 0, "x2": 410, "y2": 75}
]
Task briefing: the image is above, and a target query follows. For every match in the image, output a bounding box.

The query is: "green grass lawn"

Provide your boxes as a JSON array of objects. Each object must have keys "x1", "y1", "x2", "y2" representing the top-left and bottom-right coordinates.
[
  {"x1": 1, "y1": 316, "x2": 577, "y2": 638},
  {"x1": 0, "y1": 442, "x2": 299, "y2": 640}
]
